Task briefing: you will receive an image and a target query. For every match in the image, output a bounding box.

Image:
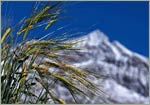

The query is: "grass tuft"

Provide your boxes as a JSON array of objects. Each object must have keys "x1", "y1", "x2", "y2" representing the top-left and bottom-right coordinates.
[{"x1": 1, "y1": 1, "x2": 107, "y2": 104}]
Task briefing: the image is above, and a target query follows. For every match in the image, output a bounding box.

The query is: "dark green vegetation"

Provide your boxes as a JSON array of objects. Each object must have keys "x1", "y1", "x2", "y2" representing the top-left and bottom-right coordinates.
[{"x1": 1, "y1": 2, "x2": 104, "y2": 104}]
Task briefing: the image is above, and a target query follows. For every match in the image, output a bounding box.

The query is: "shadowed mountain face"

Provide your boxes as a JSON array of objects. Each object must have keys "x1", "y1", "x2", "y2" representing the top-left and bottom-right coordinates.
[{"x1": 57, "y1": 30, "x2": 149, "y2": 104}]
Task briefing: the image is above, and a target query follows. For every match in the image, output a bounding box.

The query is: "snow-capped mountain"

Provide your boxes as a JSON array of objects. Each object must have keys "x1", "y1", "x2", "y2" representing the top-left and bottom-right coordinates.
[{"x1": 58, "y1": 29, "x2": 149, "y2": 104}]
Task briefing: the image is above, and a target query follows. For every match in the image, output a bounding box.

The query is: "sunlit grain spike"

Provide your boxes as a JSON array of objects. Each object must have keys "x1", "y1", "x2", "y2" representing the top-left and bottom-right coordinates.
[
  {"x1": 17, "y1": 25, "x2": 33, "y2": 35},
  {"x1": 32, "y1": 64, "x2": 49, "y2": 71},
  {"x1": 20, "y1": 64, "x2": 28, "y2": 86},
  {"x1": 60, "y1": 61, "x2": 87, "y2": 77},
  {"x1": 52, "y1": 74, "x2": 73, "y2": 86},
  {"x1": 42, "y1": 52, "x2": 57, "y2": 58},
  {"x1": 50, "y1": 44, "x2": 73, "y2": 51},
  {"x1": 57, "y1": 98, "x2": 66, "y2": 104},
  {"x1": 24, "y1": 6, "x2": 50, "y2": 24},
  {"x1": 26, "y1": 48, "x2": 41, "y2": 54},
  {"x1": 34, "y1": 6, "x2": 50, "y2": 23},
  {"x1": 30, "y1": 40, "x2": 56, "y2": 46},
  {"x1": 1, "y1": 28, "x2": 11, "y2": 43},
  {"x1": 45, "y1": 19, "x2": 57, "y2": 30}
]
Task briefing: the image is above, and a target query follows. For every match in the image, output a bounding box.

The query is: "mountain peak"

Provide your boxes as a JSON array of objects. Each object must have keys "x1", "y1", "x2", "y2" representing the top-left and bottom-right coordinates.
[
  {"x1": 80, "y1": 29, "x2": 108, "y2": 47},
  {"x1": 52, "y1": 29, "x2": 148, "y2": 104},
  {"x1": 82, "y1": 29, "x2": 108, "y2": 46}
]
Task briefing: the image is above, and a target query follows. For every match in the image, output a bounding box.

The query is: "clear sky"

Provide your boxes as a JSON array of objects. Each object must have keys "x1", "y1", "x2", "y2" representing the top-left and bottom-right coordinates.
[{"x1": 2, "y1": 1, "x2": 149, "y2": 57}]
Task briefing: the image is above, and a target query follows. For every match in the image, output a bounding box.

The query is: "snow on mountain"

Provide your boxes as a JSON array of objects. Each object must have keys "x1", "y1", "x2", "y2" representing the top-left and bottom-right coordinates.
[
  {"x1": 18, "y1": 29, "x2": 148, "y2": 104},
  {"x1": 57, "y1": 29, "x2": 149, "y2": 104}
]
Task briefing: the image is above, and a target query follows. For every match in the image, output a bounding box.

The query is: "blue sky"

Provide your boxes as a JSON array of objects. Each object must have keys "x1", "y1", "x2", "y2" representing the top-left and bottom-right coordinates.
[{"x1": 2, "y1": 1, "x2": 149, "y2": 57}]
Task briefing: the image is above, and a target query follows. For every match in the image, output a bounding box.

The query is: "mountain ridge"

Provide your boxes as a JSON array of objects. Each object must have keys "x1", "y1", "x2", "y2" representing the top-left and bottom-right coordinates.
[{"x1": 57, "y1": 29, "x2": 149, "y2": 104}]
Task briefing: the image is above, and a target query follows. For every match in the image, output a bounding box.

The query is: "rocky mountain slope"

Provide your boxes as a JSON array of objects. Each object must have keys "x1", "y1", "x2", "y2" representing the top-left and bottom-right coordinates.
[{"x1": 57, "y1": 29, "x2": 149, "y2": 104}]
